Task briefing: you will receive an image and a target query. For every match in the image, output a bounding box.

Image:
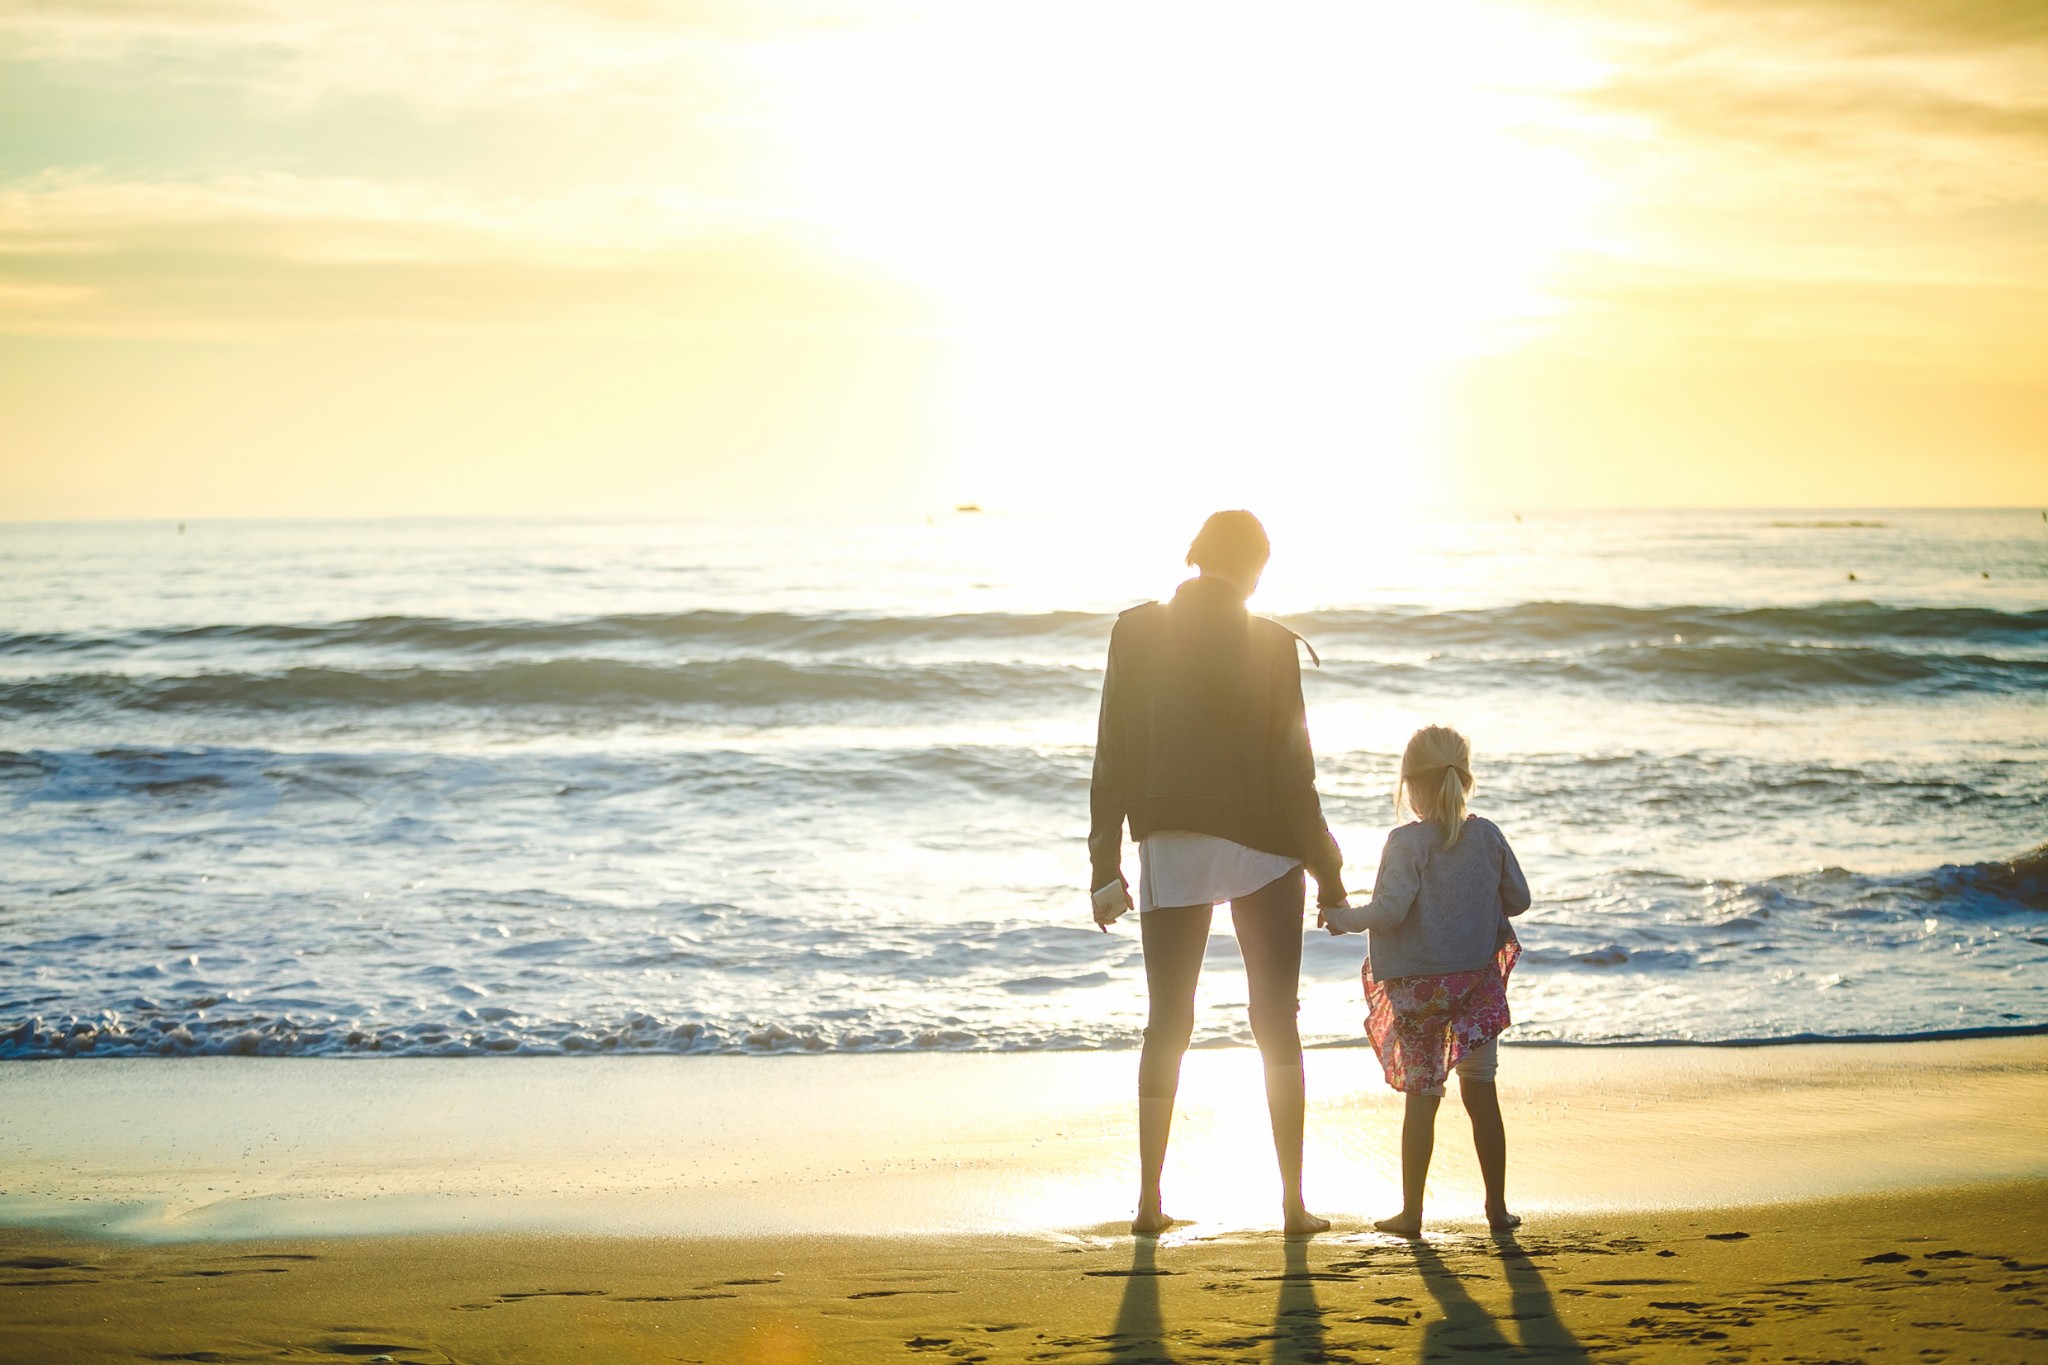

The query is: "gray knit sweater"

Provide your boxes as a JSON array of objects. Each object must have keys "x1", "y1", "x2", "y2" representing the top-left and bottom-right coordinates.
[{"x1": 1324, "y1": 817, "x2": 1530, "y2": 979}]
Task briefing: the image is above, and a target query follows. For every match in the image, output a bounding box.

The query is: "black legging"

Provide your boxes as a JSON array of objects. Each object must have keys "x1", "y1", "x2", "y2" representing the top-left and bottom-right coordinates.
[{"x1": 1137, "y1": 865, "x2": 1306, "y2": 1099}]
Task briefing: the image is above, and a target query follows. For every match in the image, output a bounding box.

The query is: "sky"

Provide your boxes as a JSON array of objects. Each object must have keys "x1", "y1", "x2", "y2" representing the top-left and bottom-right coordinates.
[{"x1": 0, "y1": 0, "x2": 2042, "y2": 520}]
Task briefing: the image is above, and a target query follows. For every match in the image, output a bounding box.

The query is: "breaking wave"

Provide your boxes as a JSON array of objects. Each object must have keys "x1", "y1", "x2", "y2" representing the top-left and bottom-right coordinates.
[
  {"x1": 2, "y1": 847, "x2": 2040, "y2": 1058},
  {"x1": 5, "y1": 600, "x2": 2041, "y2": 660}
]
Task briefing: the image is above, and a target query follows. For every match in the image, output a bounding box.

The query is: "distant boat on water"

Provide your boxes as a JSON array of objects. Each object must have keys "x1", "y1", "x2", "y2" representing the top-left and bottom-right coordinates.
[{"x1": 955, "y1": 503, "x2": 982, "y2": 513}]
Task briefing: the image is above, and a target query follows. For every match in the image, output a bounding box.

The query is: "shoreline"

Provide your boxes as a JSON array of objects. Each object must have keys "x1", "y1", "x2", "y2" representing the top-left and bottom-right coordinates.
[
  {"x1": 1, "y1": 1036, "x2": 2042, "y2": 1245},
  {"x1": 8, "y1": 1017, "x2": 2046, "y2": 1064}
]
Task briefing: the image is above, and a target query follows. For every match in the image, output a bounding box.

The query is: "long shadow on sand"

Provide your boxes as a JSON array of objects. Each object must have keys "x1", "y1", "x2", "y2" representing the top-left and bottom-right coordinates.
[
  {"x1": 1409, "y1": 1235, "x2": 1588, "y2": 1360},
  {"x1": 1102, "y1": 1236, "x2": 1331, "y2": 1364},
  {"x1": 1104, "y1": 1239, "x2": 1175, "y2": 1363},
  {"x1": 1269, "y1": 1236, "x2": 1328, "y2": 1363}
]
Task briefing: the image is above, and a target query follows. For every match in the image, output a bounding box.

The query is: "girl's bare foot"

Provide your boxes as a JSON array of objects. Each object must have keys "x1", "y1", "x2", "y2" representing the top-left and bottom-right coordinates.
[
  {"x1": 1131, "y1": 1202, "x2": 1175, "y2": 1237},
  {"x1": 1486, "y1": 1206, "x2": 1523, "y2": 1232},
  {"x1": 1373, "y1": 1211, "x2": 1423, "y2": 1237},
  {"x1": 1283, "y1": 1205, "x2": 1331, "y2": 1236}
]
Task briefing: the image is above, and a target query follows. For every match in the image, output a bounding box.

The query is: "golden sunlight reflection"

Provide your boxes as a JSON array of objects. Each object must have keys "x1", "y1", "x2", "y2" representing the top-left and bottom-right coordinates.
[
  {"x1": 989, "y1": 1050, "x2": 1412, "y2": 1234},
  {"x1": 775, "y1": 1, "x2": 1606, "y2": 513}
]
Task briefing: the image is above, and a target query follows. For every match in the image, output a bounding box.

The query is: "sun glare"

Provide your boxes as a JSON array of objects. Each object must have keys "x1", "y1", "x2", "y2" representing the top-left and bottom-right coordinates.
[{"x1": 773, "y1": 1, "x2": 1606, "y2": 514}]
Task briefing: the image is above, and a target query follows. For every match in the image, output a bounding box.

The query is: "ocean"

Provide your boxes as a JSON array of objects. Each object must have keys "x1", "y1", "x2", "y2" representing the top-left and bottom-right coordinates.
[{"x1": 1, "y1": 508, "x2": 2043, "y2": 1059}]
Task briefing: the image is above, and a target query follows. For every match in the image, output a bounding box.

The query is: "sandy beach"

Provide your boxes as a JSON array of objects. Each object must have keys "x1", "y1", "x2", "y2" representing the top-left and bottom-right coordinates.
[
  {"x1": 2, "y1": 1037, "x2": 2045, "y2": 1361},
  {"x1": 3, "y1": 1181, "x2": 2045, "y2": 1364}
]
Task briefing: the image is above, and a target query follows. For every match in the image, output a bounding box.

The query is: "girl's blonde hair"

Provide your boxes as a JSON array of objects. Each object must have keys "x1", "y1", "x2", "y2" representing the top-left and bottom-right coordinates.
[{"x1": 1398, "y1": 725, "x2": 1474, "y2": 850}]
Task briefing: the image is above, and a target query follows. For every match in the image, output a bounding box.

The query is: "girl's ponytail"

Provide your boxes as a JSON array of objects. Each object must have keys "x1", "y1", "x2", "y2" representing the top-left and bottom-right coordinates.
[
  {"x1": 1432, "y1": 762, "x2": 1468, "y2": 850},
  {"x1": 1399, "y1": 725, "x2": 1475, "y2": 850}
]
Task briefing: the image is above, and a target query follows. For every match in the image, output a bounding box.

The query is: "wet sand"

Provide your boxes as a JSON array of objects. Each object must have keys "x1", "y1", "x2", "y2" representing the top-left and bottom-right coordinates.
[
  {"x1": 2, "y1": 1182, "x2": 2044, "y2": 1362},
  {"x1": 1, "y1": 1038, "x2": 2044, "y2": 1360},
  {"x1": 3, "y1": 1038, "x2": 2045, "y2": 1240}
]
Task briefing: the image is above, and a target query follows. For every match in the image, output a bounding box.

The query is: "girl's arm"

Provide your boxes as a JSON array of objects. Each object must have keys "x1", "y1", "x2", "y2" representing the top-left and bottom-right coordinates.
[
  {"x1": 1496, "y1": 825, "x2": 1532, "y2": 917},
  {"x1": 1324, "y1": 834, "x2": 1420, "y2": 934}
]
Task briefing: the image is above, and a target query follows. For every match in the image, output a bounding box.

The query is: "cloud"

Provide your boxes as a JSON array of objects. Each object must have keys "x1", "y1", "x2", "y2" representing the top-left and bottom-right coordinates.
[
  {"x1": 0, "y1": 171, "x2": 930, "y2": 338},
  {"x1": 1668, "y1": 0, "x2": 2048, "y2": 59},
  {"x1": 1524, "y1": 0, "x2": 2048, "y2": 370},
  {"x1": 1569, "y1": 0, "x2": 2048, "y2": 207},
  {"x1": 1542, "y1": 254, "x2": 2048, "y2": 373},
  {"x1": 0, "y1": 0, "x2": 862, "y2": 110}
]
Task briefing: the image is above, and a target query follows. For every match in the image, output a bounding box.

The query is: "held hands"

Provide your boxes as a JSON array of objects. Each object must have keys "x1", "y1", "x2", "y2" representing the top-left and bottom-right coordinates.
[
  {"x1": 1313, "y1": 872, "x2": 1347, "y2": 931},
  {"x1": 1091, "y1": 878, "x2": 1133, "y2": 931},
  {"x1": 1318, "y1": 879, "x2": 1368, "y2": 933},
  {"x1": 1319, "y1": 888, "x2": 1367, "y2": 936}
]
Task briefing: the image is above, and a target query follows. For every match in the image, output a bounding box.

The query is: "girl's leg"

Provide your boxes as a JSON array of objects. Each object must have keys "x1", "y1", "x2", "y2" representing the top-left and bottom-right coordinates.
[
  {"x1": 1453, "y1": 1037, "x2": 1517, "y2": 1229},
  {"x1": 1134, "y1": 903, "x2": 1212, "y2": 1235},
  {"x1": 1231, "y1": 868, "x2": 1328, "y2": 1235},
  {"x1": 1375, "y1": 1091, "x2": 1441, "y2": 1236},
  {"x1": 1459, "y1": 1078, "x2": 1518, "y2": 1229}
]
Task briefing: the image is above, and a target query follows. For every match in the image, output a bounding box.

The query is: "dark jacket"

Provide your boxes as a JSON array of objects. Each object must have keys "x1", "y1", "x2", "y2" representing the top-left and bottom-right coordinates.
[{"x1": 1089, "y1": 575, "x2": 1341, "y2": 894}]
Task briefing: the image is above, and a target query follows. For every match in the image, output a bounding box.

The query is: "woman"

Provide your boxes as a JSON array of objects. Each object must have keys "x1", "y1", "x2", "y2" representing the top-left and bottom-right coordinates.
[{"x1": 1090, "y1": 509, "x2": 1345, "y2": 1235}]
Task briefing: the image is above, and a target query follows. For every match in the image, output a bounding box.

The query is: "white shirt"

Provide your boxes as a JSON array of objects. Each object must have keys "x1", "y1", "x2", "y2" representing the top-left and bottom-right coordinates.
[{"x1": 1138, "y1": 830, "x2": 1300, "y2": 913}]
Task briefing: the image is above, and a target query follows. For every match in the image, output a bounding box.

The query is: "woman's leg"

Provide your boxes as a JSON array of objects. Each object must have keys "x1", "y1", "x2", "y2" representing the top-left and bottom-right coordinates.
[
  {"x1": 1231, "y1": 868, "x2": 1328, "y2": 1234},
  {"x1": 1134, "y1": 904, "x2": 1211, "y2": 1235},
  {"x1": 1374, "y1": 1091, "x2": 1441, "y2": 1237}
]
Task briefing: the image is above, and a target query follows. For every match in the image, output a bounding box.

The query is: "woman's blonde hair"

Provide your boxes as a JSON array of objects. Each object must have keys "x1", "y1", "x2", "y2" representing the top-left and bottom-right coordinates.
[{"x1": 1398, "y1": 725, "x2": 1474, "y2": 850}]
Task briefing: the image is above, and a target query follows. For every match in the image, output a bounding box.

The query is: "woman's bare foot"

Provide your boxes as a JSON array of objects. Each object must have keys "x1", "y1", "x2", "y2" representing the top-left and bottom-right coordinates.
[
  {"x1": 1486, "y1": 1206, "x2": 1523, "y2": 1232},
  {"x1": 1282, "y1": 1205, "x2": 1331, "y2": 1236},
  {"x1": 1373, "y1": 1211, "x2": 1423, "y2": 1238},
  {"x1": 1131, "y1": 1201, "x2": 1175, "y2": 1237}
]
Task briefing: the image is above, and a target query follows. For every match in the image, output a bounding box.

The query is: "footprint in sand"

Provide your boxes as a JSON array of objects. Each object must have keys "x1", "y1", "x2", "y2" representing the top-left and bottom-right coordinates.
[{"x1": 316, "y1": 1341, "x2": 426, "y2": 1358}]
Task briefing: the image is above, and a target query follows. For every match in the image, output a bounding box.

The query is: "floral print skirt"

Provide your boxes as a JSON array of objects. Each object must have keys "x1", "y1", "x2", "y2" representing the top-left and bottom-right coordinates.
[{"x1": 1362, "y1": 928, "x2": 1520, "y2": 1094}]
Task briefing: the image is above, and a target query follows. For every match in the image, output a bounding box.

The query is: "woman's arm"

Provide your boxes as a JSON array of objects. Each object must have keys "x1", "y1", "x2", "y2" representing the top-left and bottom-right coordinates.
[
  {"x1": 1088, "y1": 620, "x2": 1132, "y2": 896},
  {"x1": 1270, "y1": 637, "x2": 1343, "y2": 904}
]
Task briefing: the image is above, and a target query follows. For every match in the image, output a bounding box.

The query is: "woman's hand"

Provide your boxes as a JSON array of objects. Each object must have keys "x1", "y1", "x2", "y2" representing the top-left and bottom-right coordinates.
[
  {"x1": 1313, "y1": 874, "x2": 1347, "y2": 925},
  {"x1": 1092, "y1": 879, "x2": 1133, "y2": 931}
]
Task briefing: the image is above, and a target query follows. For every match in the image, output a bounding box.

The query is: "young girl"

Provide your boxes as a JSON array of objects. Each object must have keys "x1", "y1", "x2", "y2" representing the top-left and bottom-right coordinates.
[{"x1": 1323, "y1": 725, "x2": 1530, "y2": 1235}]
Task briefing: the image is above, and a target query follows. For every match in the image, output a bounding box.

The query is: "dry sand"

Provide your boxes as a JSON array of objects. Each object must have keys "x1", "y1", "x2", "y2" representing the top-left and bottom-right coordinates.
[{"x1": 1, "y1": 1037, "x2": 2044, "y2": 1361}]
